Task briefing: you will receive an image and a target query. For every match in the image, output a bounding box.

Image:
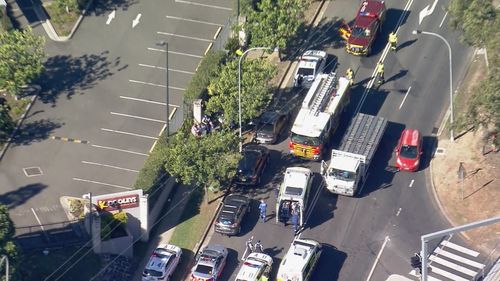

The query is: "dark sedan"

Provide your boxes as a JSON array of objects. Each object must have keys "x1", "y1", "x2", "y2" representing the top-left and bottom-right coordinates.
[
  {"x1": 254, "y1": 111, "x2": 289, "y2": 144},
  {"x1": 235, "y1": 145, "x2": 269, "y2": 185},
  {"x1": 214, "y1": 194, "x2": 250, "y2": 236}
]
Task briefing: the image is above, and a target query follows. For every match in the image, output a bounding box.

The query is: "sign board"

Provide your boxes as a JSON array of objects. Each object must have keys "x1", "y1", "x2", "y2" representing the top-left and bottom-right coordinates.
[{"x1": 96, "y1": 194, "x2": 139, "y2": 211}]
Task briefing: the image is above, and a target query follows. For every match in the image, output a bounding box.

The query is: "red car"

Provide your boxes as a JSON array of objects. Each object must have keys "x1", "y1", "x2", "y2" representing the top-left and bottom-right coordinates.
[{"x1": 395, "y1": 129, "x2": 423, "y2": 172}]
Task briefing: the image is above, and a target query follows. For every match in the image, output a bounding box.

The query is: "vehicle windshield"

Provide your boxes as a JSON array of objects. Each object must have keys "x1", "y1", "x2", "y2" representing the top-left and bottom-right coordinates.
[
  {"x1": 257, "y1": 122, "x2": 274, "y2": 134},
  {"x1": 329, "y1": 168, "x2": 356, "y2": 181},
  {"x1": 400, "y1": 145, "x2": 418, "y2": 159},
  {"x1": 143, "y1": 268, "x2": 163, "y2": 277},
  {"x1": 195, "y1": 264, "x2": 213, "y2": 275},
  {"x1": 291, "y1": 133, "x2": 320, "y2": 146},
  {"x1": 351, "y1": 26, "x2": 370, "y2": 38},
  {"x1": 285, "y1": 186, "x2": 303, "y2": 196},
  {"x1": 154, "y1": 248, "x2": 176, "y2": 258},
  {"x1": 238, "y1": 150, "x2": 260, "y2": 173},
  {"x1": 297, "y1": 67, "x2": 314, "y2": 76}
]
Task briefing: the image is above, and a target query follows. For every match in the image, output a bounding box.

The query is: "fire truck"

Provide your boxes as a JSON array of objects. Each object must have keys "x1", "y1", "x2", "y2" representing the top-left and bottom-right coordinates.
[
  {"x1": 343, "y1": 0, "x2": 386, "y2": 56},
  {"x1": 289, "y1": 72, "x2": 351, "y2": 160}
]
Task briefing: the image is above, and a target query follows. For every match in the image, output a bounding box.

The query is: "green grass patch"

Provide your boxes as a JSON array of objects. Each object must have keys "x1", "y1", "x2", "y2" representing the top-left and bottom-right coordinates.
[
  {"x1": 20, "y1": 246, "x2": 101, "y2": 280},
  {"x1": 44, "y1": 4, "x2": 80, "y2": 36}
]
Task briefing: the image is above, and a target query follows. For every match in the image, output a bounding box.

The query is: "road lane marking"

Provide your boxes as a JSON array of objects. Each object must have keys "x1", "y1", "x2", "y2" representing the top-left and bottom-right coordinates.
[
  {"x1": 399, "y1": 86, "x2": 412, "y2": 109},
  {"x1": 106, "y1": 10, "x2": 116, "y2": 25},
  {"x1": 101, "y1": 128, "x2": 159, "y2": 140},
  {"x1": 165, "y1": 15, "x2": 224, "y2": 26},
  {"x1": 366, "y1": 236, "x2": 390, "y2": 281},
  {"x1": 419, "y1": 0, "x2": 439, "y2": 25},
  {"x1": 147, "y1": 47, "x2": 204, "y2": 58},
  {"x1": 110, "y1": 112, "x2": 166, "y2": 123},
  {"x1": 81, "y1": 161, "x2": 140, "y2": 173},
  {"x1": 132, "y1": 13, "x2": 141, "y2": 28},
  {"x1": 174, "y1": 0, "x2": 232, "y2": 10},
  {"x1": 439, "y1": 11, "x2": 448, "y2": 28},
  {"x1": 396, "y1": 208, "x2": 402, "y2": 216},
  {"x1": 409, "y1": 179, "x2": 415, "y2": 188},
  {"x1": 434, "y1": 248, "x2": 485, "y2": 269},
  {"x1": 73, "y1": 178, "x2": 133, "y2": 190},
  {"x1": 440, "y1": 240, "x2": 480, "y2": 257},
  {"x1": 91, "y1": 144, "x2": 149, "y2": 156},
  {"x1": 128, "y1": 79, "x2": 186, "y2": 91},
  {"x1": 157, "y1": 32, "x2": 213, "y2": 42},
  {"x1": 119, "y1": 95, "x2": 181, "y2": 107},
  {"x1": 31, "y1": 208, "x2": 46, "y2": 232},
  {"x1": 431, "y1": 255, "x2": 477, "y2": 276},
  {"x1": 138, "y1": 63, "x2": 195, "y2": 75}
]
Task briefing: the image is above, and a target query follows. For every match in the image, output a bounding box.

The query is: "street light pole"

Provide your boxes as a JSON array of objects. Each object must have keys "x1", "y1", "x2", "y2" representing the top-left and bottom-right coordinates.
[
  {"x1": 158, "y1": 41, "x2": 170, "y2": 142},
  {"x1": 238, "y1": 47, "x2": 272, "y2": 152},
  {"x1": 0, "y1": 255, "x2": 9, "y2": 281},
  {"x1": 413, "y1": 30, "x2": 454, "y2": 141}
]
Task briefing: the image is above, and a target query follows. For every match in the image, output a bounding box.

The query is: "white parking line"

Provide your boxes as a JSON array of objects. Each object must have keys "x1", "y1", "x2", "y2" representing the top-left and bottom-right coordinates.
[
  {"x1": 157, "y1": 31, "x2": 213, "y2": 42},
  {"x1": 138, "y1": 63, "x2": 195, "y2": 75},
  {"x1": 439, "y1": 12, "x2": 448, "y2": 28},
  {"x1": 91, "y1": 144, "x2": 149, "y2": 156},
  {"x1": 174, "y1": 0, "x2": 232, "y2": 10},
  {"x1": 119, "y1": 96, "x2": 181, "y2": 107},
  {"x1": 166, "y1": 15, "x2": 224, "y2": 26},
  {"x1": 73, "y1": 178, "x2": 133, "y2": 190},
  {"x1": 110, "y1": 112, "x2": 166, "y2": 123},
  {"x1": 129, "y1": 79, "x2": 186, "y2": 91},
  {"x1": 169, "y1": 107, "x2": 177, "y2": 120},
  {"x1": 31, "y1": 208, "x2": 46, "y2": 232},
  {"x1": 101, "y1": 128, "x2": 159, "y2": 140},
  {"x1": 81, "y1": 161, "x2": 140, "y2": 173},
  {"x1": 399, "y1": 86, "x2": 412, "y2": 109},
  {"x1": 148, "y1": 47, "x2": 204, "y2": 58}
]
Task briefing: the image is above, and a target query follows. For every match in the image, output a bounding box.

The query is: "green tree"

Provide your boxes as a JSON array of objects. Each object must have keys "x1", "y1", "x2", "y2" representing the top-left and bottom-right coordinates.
[
  {"x1": 0, "y1": 204, "x2": 20, "y2": 280},
  {"x1": 54, "y1": 0, "x2": 80, "y2": 13},
  {"x1": 448, "y1": 0, "x2": 496, "y2": 46},
  {"x1": 206, "y1": 58, "x2": 277, "y2": 125},
  {"x1": 463, "y1": 73, "x2": 500, "y2": 131},
  {"x1": 244, "y1": 0, "x2": 310, "y2": 49},
  {"x1": 0, "y1": 104, "x2": 14, "y2": 141},
  {"x1": 0, "y1": 27, "x2": 45, "y2": 98},
  {"x1": 161, "y1": 130, "x2": 241, "y2": 191}
]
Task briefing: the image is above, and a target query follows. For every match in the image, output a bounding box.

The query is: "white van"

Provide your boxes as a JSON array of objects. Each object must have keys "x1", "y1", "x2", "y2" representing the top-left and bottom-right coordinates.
[
  {"x1": 235, "y1": 252, "x2": 273, "y2": 281},
  {"x1": 277, "y1": 238, "x2": 322, "y2": 281}
]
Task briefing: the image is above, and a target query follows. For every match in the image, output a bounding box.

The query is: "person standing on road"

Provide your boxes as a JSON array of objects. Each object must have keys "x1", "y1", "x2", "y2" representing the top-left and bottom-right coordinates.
[
  {"x1": 346, "y1": 68, "x2": 354, "y2": 85},
  {"x1": 389, "y1": 32, "x2": 398, "y2": 51},
  {"x1": 375, "y1": 62, "x2": 385, "y2": 85},
  {"x1": 259, "y1": 200, "x2": 267, "y2": 223}
]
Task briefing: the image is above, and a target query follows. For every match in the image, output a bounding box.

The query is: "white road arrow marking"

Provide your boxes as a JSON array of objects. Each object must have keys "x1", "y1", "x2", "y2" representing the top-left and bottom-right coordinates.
[
  {"x1": 106, "y1": 10, "x2": 116, "y2": 25},
  {"x1": 132, "y1": 13, "x2": 142, "y2": 28},
  {"x1": 419, "y1": 0, "x2": 439, "y2": 25}
]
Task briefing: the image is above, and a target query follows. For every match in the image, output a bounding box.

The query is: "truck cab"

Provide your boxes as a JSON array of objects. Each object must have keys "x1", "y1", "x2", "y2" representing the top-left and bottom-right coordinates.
[
  {"x1": 346, "y1": 0, "x2": 386, "y2": 56},
  {"x1": 321, "y1": 151, "x2": 365, "y2": 196},
  {"x1": 276, "y1": 167, "x2": 313, "y2": 227}
]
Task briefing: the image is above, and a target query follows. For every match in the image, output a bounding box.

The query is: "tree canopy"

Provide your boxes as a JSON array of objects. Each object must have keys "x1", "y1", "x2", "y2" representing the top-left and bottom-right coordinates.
[
  {"x1": 0, "y1": 27, "x2": 45, "y2": 98},
  {"x1": 161, "y1": 130, "x2": 241, "y2": 190},
  {"x1": 448, "y1": 0, "x2": 496, "y2": 46},
  {"x1": 244, "y1": 0, "x2": 310, "y2": 49},
  {"x1": 0, "y1": 204, "x2": 20, "y2": 279},
  {"x1": 206, "y1": 58, "x2": 277, "y2": 125}
]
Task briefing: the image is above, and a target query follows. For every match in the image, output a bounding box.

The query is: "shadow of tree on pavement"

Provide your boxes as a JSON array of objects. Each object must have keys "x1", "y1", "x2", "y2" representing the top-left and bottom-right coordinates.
[
  {"x1": 0, "y1": 183, "x2": 47, "y2": 210},
  {"x1": 10, "y1": 118, "x2": 62, "y2": 145}
]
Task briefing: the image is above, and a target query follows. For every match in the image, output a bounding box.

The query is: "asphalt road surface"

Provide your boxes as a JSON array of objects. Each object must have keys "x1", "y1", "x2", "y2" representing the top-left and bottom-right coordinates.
[
  {"x1": 0, "y1": 0, "x2": 232, "y2": 237},
  {"x1": 201, "y1": 0, "x2": 483, "y2": 280}
]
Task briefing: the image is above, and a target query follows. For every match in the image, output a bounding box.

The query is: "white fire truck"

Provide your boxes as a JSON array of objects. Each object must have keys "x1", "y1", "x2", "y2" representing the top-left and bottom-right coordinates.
[
  {"x1": 289, "y1": 72, "x2": 351, "y2": 160},
  {"x1": 321, "y1": 113, "x2": 387, "y2": 196}
]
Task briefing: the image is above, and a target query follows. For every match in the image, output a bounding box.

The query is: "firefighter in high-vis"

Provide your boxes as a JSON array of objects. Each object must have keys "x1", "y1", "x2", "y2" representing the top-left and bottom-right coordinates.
[
  {"x1": 375, "y1": 62, "x2": 385, "y2": 85},
  {"x1": 339, "y1": 20, "x2": 352, "y2": 41},
  {"x1": 346, "y1": 68, "x2": 354, "y2": 85},
  {"x1": 389, "y1": 32, "x2": 398, "y2": 51}
]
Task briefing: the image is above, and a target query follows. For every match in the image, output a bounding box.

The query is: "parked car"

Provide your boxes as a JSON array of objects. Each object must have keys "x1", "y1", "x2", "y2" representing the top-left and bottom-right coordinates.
[
  {"x1": 235, "y1": 145, "x2": 270, "y2": 185},
  {"x1": 214, "y1": 194, "x2": 250, "y2": 236},
  {"x1": 395, "y1": 129, "x2": 423, "y2": 172},
  {"x1": 142, "y1": 244, "x2": 182, "y2": 281},
  {"x1": 235, "y1": 252, "x2": 273, "y2": 281},
  {"x1": 190, "y1": 244, "x2": 228, "y2": 281},
  {"x1": 254, "y1": 111, "x2": 289, "y2": 144}
]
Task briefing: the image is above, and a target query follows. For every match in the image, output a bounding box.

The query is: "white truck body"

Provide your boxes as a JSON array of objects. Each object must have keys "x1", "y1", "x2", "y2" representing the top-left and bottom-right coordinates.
[
  {"x1": 321, "y1": 113, "x2": 387, "y2": 196},
  {"x1": 276, "y1": 167, "x2": 313, "y2": 227}
]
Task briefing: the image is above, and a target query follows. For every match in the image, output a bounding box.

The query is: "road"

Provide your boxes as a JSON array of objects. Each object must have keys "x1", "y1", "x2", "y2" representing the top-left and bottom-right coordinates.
[
  {"x1": 201, "y1": 0, "x2": 481, "y2": 280},
  {"x1": 0, "y1": 0, "x2": 233, "y2": 239}
]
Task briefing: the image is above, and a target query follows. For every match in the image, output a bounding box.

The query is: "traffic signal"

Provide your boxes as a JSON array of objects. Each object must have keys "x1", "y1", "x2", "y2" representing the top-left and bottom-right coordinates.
[{"x1": 410, "y1": 253, "x2": 422, "y2": 273}]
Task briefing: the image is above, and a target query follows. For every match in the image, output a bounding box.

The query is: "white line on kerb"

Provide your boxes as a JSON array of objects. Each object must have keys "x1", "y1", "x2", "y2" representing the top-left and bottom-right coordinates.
[
  {"x1": 399, "y1": 86, "x2": 412, "y2": 109},
  {"x1": 72, "y1": 178, "x2": 133, "y2": 190},
  {"x1": 138, "y1": 63, "x2": 195, "y2": 75},
  {"x1": 101, "y1": 128, "x2": 159, "y2": 140},
  {"x1": 147, "y1": 47, "x2": 204, "y2": 58},
  {"x1": 174, "y1": 0, "x2": 232, "y2": 11},
  {"x1": 81, "y1": 161, "x2": 140, "y2": 173},
  {"x1": 129, "y1": 79, "x2": 186, "y2": 91},
  {"x1": 157, "y1": 31, "x2": 213, "y2": 42},
  {"x1": 439, "y1": 11, "x2": 448, "y2": 28},
  {"x1": 366, "y1": 236, "x2": 390, "y2": 281},
  {"x1": 409, "y1": 179, "x2": 415, "y2": 188},
  {"x1": 31, "y1": 208, "x2": 45, "y2": 232},
  {"x1": 110, "y1": 112, "x2": 166, "y2": 123},
  {"x1": 119, "y1": 96, "x2": 181, "y2": 107},
  {"x1": 166, "y1": 15, "x2": 224, "y2": 26},
  {"x1": 91, "y1": 144, "x2": 149, "y2": 156}
]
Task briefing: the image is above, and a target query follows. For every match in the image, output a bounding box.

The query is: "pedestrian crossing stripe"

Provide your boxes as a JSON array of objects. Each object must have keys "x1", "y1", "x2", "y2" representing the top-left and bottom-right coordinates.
[
  {"x1": 429, "y1": 265, "x2": 469, "y2": 281},
  {"x1": 434, "y1": 248, "x2": 485, "y2": 269},
  {"x1": 429, "y1": 255, "x2": 477, "y2": 276},
  {"x1": 440, "y1": 240, "x2": 480, "y2": 257},
  {"x1": 409, "y1": 270, "x2": 441, "y2": 281}
]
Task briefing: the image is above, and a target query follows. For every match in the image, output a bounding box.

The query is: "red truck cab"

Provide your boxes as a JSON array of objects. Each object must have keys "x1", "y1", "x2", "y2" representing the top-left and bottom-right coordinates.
[{"x1": 346, "y1": 0, "x2": 386, "y2": 56}]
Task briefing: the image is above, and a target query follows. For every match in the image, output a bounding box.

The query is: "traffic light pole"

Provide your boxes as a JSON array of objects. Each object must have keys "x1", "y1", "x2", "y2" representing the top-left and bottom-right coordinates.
[{"x1": 420, "y1": 216, "x2": 500, "y2": 280}]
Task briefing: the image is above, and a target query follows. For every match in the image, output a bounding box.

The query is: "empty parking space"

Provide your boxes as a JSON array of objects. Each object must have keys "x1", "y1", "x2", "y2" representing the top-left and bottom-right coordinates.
[
  {"x1": 132, "y1": 66, "x2": 194, "y2": 91},
  {"x1": 159, "y1": 21, "x2": 220, "y2": 41}
]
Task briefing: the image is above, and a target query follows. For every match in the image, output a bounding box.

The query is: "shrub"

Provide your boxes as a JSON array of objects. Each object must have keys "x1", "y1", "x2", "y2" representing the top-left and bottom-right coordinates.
[{"x1": 0, "y1": 5, "x2": 13, "y2": 32}]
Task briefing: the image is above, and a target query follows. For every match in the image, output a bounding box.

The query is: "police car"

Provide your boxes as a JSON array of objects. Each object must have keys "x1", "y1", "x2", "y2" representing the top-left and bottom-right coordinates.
[
  {"x1": 277, "y1": 238, "x2": 322, "y2": 281},
  {"x1": 142, "y1": 244, "x2": 182, "y2": 281},
  {"x1": 293, "y1": 50, "x2": 327, "y2": 88},
  {"x1": 235, "y1": 252, "x2": 273, "y2": 281},
  {"x1": 190, "y1": 244, "x2": 228, "y2": 281}
]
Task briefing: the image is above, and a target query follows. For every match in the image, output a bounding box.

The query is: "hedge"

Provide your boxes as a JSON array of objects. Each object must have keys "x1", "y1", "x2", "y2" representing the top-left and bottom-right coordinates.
[{"x1": 0, "y1": 5, "x2": 13, "y2": 32}]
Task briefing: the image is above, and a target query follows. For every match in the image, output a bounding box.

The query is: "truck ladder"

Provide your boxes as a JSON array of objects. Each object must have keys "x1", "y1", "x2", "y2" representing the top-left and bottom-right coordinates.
[{"x1": 311, "y1": 73, "x2": 336, "y2": 116}]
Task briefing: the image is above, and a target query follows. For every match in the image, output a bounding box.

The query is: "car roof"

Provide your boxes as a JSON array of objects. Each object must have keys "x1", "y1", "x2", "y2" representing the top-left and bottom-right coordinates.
[
  {"x1": 224, "y1": 194, "x2": 249, "y2": 206},
  {"x1": 259, "y1": 111, "x2": 281, "y2": 123},
  {"x1": 242, "y1": 144, "x2": 268, "y2": 153},
  {"x1": 145, "y1": 246, "x2": 178, "y2": 272},
  {"x1": 400, "y1": 129, "x2": 421, "y2": 146},
  {"x1": 358, "y1": 0, "x2": 386, "y2": 17},
  {"x1": 353, "y1": 14, "x2": 376, "y2": 28}
]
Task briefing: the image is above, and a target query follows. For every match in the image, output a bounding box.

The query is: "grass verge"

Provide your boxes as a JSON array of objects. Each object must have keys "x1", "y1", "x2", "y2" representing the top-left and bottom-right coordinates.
[
  {"x1": 20, "y1": 246, "x2": 101, "y2": 280},
  {"x1": 43, "y1": 4, "x2": 80, "y2": 36}
]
